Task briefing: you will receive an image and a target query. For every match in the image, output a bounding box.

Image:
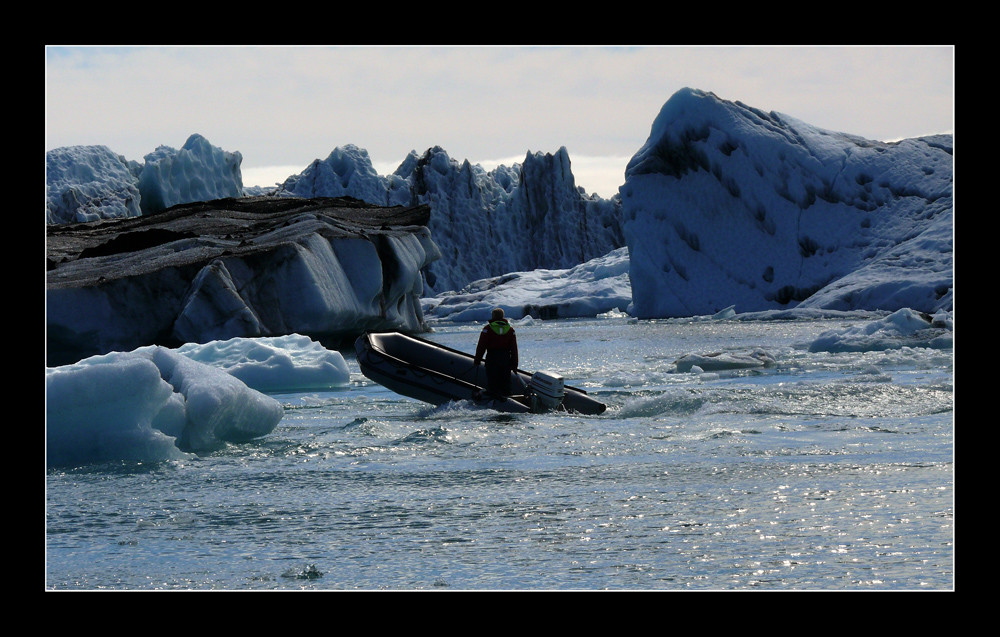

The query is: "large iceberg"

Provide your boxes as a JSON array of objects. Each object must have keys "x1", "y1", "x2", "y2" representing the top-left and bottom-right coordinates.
[
  {"x1": 277, "y1": 145, "x2": 625, "y2": 295},
  {"x1": 46, "y1": 134, "x2": 244, "y2": 224},
  {"x1": 46, "y1": 196, "x2": 439, "y2": 366},
  {"x1": 621, "y1": 88, "x2": 953, "y2": 318}
]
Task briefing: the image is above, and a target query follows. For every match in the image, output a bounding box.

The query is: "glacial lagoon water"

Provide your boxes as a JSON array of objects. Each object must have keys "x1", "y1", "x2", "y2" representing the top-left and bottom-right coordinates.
[{"x1": 44, "y1": 316, "x2": 954, "y2": 590}]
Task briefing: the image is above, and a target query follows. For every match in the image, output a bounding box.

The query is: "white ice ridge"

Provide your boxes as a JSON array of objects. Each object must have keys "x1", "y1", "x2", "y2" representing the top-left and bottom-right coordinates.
[
  {"x1": 805, "y1": 307, "x2": 953, "y2": 353},
  {"x1": 423, "y1": 246, "x2": 632, "y2": 322}
]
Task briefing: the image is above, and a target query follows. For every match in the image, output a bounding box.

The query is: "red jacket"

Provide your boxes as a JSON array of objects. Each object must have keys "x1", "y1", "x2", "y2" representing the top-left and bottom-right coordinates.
[{"x1": 474, "y1": 319, "x2": 518, "y2": 369}]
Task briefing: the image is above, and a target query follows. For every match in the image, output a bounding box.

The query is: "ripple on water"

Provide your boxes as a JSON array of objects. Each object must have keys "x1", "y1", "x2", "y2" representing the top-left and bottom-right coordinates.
[{"x1": 46, "y1": 317, "x2": 953, "y2": 590}]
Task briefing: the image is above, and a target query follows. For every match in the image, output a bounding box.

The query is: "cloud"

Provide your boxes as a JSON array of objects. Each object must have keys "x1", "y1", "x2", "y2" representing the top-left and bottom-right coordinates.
[{"x1": 47, "y1": 45, "x2": 953, "y2": 199}]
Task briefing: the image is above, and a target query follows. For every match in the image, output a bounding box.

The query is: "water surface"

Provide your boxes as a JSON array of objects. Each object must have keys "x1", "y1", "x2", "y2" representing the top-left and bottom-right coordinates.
[{"x1": 45, "y1": 316, "x2": 954, "y2": 589}]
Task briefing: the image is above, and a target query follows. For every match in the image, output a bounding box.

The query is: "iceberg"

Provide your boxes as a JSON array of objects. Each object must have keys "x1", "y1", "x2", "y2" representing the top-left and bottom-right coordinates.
[
  {"x1": 46, "y1": 87, "x2": 954, "y2": 358},
  {"x1": 46, "y1": 145, "x2": 143, "y2": 224},
  {"x1": 137, "y1": 133, "x2": 244, "y2": 214},
  {"x1": 46, "y1": 345, "x2": 283, "y2": 467},
  {"x1": 46, "y1": 134, "x2": 245, "y2": 224},
  {"x1": 176, "y1": 334, "x2": 350, "y2": 393},
  {"x1": 423, "y1": 247, "x2": 632, "y2": 322},
  {"x1": 621, "y1": 88, "x2": 953, "y2": 318},
  {"x1": 277, "y1": 144, "x2": 411, "y2": 207},
  {"x1": 805, "y1": 308, "x2": 954, "y2": 353},
  {"x1": 45, "y1": 334, "x2": 356, "y2": 467},
  {"x1": 46, "y1": 196, "x2": 439, "y2": 366},
  {"x1": 47, "y1": 136, "x2": 625, "y2": 300},
  {"x1": 277, "y1": 145, "x2": 625, "y2": 295}
]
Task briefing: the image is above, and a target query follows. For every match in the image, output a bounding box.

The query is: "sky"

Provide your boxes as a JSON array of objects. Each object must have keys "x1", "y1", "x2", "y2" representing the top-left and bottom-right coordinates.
[{"x1": 44, "y1": 45, "x2": 954, "y2": 199}]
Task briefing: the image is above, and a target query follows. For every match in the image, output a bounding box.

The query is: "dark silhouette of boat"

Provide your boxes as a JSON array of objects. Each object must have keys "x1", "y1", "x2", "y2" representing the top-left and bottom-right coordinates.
[{"x1": 356, "y1": 331, "x2": 606, "y2": 415}]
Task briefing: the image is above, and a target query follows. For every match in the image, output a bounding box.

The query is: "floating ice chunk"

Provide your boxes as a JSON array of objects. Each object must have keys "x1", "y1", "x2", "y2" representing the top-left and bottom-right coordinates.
[
  {"x1": 148, "y1": 347, "x2": 283, "y2": 450},
  {"x1": 46, "y1": 345, "x2": 283, "y2": 467},
  {"x1": 807, "y1": 308, "x2": 954, "y2": 353},
  {"x1": 674, "y1": 349, "x2": 776, "y2": 373},
  {"x1": 46, "y1": 350, "x2": 192, "y2": 466},
  {"x1": 177, "y1": 334, "x2": 350, "y2": 393},
  {"x1": 712, "y1": 305, "x2": 736, "y2": 320}
]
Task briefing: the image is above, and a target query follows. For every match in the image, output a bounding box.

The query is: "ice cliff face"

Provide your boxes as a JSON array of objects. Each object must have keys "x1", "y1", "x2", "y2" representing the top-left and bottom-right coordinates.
[
  {"x1": 48, "y1": 138, "x2": 624, "y2": 299},
  {"x1": 621, "y1": 88, "x2": 953, "y2": 318},
  {"x1": 46, "y1": 197, "x2": 438, "y2": 366},
  {"x1": 46, "y1": 134, "x2": 244, "y2": 224},
  {"x1": 276, "y1": 145, "x2": 624, "y2": 295},
  {"x1": 46, "y1": 87, "x2": 953, "y2": 328}
]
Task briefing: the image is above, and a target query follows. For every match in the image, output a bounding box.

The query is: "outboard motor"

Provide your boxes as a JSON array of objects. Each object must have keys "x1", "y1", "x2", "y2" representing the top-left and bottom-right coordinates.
[{"x1": 528, "y1": 370, "x2": 565, "y2": 412}]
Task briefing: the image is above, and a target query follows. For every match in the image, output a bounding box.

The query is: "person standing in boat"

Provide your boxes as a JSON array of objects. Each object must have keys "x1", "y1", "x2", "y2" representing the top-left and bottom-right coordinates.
[{"x1": 474, "y1": 308, "x2": 519, "y2": 396}]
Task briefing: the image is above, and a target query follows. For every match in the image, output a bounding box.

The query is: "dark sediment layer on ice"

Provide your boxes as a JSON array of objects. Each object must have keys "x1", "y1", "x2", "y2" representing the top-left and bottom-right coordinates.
[
  {"x1": 47, "y1": 195, "x2": 431, "y2": 284},
  {"x1": 46, "y1": 195, "x2": 438, "y2": 366}
]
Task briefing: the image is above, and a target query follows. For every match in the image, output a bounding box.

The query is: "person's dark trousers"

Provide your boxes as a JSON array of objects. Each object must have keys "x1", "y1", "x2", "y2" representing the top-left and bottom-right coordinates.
[{"x1": 485, "y1": 350, "x2": 512, "y2": 396}]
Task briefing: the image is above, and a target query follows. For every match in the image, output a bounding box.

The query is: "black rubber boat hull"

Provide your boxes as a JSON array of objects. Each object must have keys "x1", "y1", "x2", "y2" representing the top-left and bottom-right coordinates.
[{"x1": 355, "y1": 331, "x2": 606, "y2": 415}]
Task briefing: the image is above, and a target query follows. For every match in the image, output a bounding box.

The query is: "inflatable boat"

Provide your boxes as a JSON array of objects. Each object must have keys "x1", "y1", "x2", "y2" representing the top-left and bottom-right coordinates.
[{"x1": 355, "y1": 331, "x2": 606, "y2": 415}]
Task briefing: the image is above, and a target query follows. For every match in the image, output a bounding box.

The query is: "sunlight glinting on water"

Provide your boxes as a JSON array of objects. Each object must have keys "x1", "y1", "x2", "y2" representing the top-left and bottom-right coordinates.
[{"x1": 46, "y1": 317, "x2": 953, "y2": 590}]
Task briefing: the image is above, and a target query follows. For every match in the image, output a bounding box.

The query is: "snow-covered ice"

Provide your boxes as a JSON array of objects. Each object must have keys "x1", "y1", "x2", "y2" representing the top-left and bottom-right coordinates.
[
  {"x1": 46, "y1": 134, "x2": 243, "y2": 224},
  {"x1": 620, "y1": 88, "x2": 952, "y2": 318},
  {"x1": 46, "y1": 145, "x2": 143, "y2": 224},
  {"x1": 805, "y1": 307, "x2": 954, "y2": 353},
  {"x1": 422, "y1": 246, "x2": 632, "y2": 322}
]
